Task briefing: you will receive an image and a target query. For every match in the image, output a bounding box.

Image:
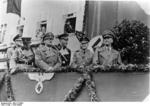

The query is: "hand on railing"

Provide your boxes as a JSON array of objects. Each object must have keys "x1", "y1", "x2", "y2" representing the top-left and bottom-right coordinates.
[{"x1": 8, "y1": 63, "x2": 149, "y2": 75}]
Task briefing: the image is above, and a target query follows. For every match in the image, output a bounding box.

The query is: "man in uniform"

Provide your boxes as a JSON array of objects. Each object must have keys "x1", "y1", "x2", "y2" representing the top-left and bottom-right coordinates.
[
  {"x1": 13, "y1": 34, "x2": 23, "y2": 49},
  {"x1": 7, "y1": 42, "x2": 15, "y2": 59},
  {"x1": 71, "y1": 37, "x2": 93, "y2": 68},
  {"x1": 93, "y1": 30, "x2": 124, "y2": 68},
  {"x1": 8, "y1": 35, "x2": 23, "y2": 73},
  {"x1": 67, "y1": 37, "x2": 99, "y2": 101},
  {"x1": 19, "y1": 37, "x2": 35, "y2": 65},
  {"x1": 56, "y1": 33, "x2": 71, "y2": 66},
  {"x1": 35, "y1": 32, "x2": 61, "y2": 72},
  {"x1": 7, "y1": 42, "x2": 15, "y2": 68},
  {"x1": 10, "y1": 36, "x2": 35, "y2": 74}
]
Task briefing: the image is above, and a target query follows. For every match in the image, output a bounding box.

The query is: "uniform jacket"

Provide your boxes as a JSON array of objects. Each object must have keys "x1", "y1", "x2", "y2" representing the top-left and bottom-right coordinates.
[
  {"x1": 14, "y1": 46, "x2": 34, "y2": 65},
  {"x1": 7, "y1": 47, "x2": 15, "y2": 69},
  {"x1": 71, "y1": 49, "x2": 93, "y2": 68},
  {"x1": 35, "y1": 44, "x2": 61, "y2": 71},
  {"x1": 7, "y1": 47, "x2": 15, "y2": 59},
  {"x1": 55, "y1": 44, "x2": 71, "y2": 66},
  {"x1": 93, "y1": 46, "x2": 122, "y2": 66}
]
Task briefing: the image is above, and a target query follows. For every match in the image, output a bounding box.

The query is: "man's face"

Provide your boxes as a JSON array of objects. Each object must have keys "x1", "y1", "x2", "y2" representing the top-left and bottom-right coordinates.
[
  {"x1": 15, "y1": 40, "x2": 23, "y2": 46},
  {"x1": 23, "y1": 41, "x2": 31, "y2": 47},
  {"x1": 103, "y1": 35, "x2": 113, "y2": 45},
  {"x1": 44, "y1": 38, "x2": 53, "y2": 45},
  {"x1": 60, "y1": 37, "x2": 68, "y2": 47},
  {"x1": 80, "y1": 42, "x2": 88, "y2": 50}
]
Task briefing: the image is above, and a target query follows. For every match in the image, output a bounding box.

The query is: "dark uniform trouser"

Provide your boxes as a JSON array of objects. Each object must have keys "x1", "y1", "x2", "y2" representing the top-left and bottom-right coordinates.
[{"x1": 64, "y1": 73, "x2": 100, "y2": 101}]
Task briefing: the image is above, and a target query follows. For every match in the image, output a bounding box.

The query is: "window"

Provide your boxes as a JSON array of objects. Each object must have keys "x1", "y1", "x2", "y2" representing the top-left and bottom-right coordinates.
[
  {"x1": 64, "y1": 16, "x2": 76, "y2": 33},
  {"x1": 40, "y1": 20, "x2": 47, "y2": 34}
]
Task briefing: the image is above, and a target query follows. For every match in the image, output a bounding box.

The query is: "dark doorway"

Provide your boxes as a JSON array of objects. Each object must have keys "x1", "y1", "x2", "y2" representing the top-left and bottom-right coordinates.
[
  {"x1": 64, "y1": 17, "x2": 76, "y2": 33},
  {"x1": 40, "y1": 20, "x2": 47, "y2": 34}
]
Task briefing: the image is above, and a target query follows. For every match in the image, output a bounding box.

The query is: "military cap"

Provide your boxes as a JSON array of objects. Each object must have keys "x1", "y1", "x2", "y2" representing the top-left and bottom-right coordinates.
[
  {"x1": 43, "y1": 32, "x2": 54, "y2": 41},
  {"x1": 13, "y1": 34, "x2": 22, "y2": 41},
  {"x1": 102, "y1": 30, "x2": 114, "y2": 39},
  {"x1": 80, "y1": 37, "x2": 90, "y2": 43},
  {"x1": 22, "y1": 37, "x2": 31, "y2": 43},
  {"x1": 57, "y1": 33, "x2": 69, "y2": 39}
]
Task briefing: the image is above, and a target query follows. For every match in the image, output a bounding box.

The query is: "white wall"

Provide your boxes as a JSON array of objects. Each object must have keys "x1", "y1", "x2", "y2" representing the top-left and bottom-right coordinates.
[
  {"x1": 0, "y1": 0, "x2": 20, "y2": 44},
  {"x1": 0, "y1": 0, "x2": 85, "y2": 44},
  {"x1": 22, "y1": 0, "x2": 85, "y2": 37}
]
